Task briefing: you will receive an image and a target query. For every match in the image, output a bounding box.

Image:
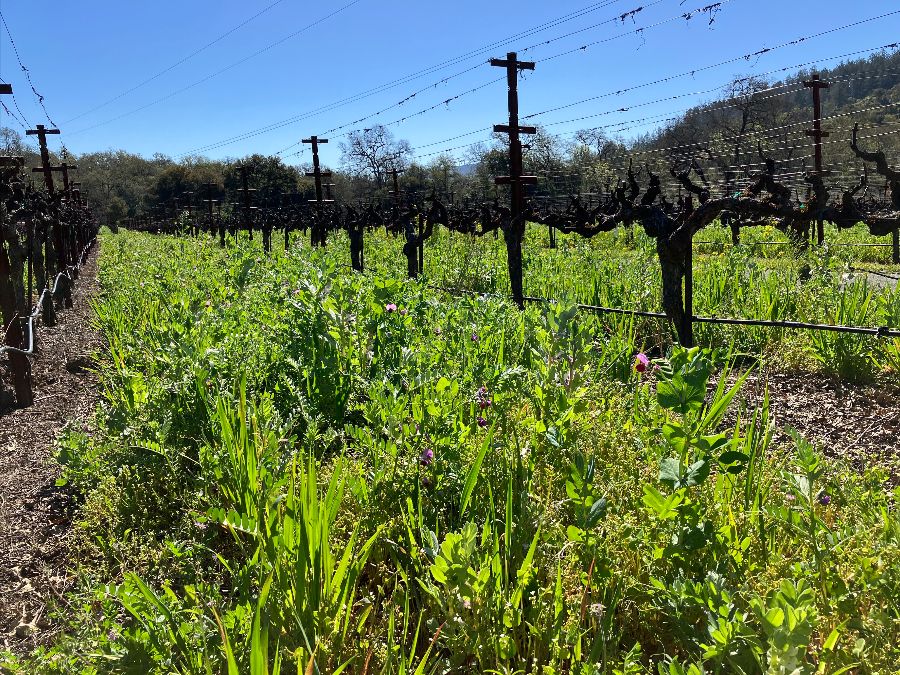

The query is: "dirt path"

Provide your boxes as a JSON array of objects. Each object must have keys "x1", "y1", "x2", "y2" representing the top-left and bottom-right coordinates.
[{"x1": 0, "y1": 249, "x2": 102, "y2": 654}]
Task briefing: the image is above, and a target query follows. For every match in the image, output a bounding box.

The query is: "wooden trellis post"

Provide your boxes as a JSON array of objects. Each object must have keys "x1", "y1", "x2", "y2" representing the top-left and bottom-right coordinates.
[
  {"x1": 51, "y1": 162, "x2": 78, "y2": 268},
  {"x1": 51, "y1": 161, "x2": 76, "y2": 194},
  {"x1": 203, "y1": 182, "x2": 222, "y2": 245},
  {"x1": 0, "y1": 88, "x2": 33, "y2": 404},
  {"x1": 170, "y1": 196, "x2": 180, "y2": 233},
  {"x1": 181, "y1": 191, "x2": 196, "y2": 236},
  {"x1": 491, "y1": 51, "x2": 537, "y2": 308},
  {"x1": 894, "y1": 223, "x2": 900, "y2": 265},
  {"x1": 237, "y1": 166, "x2": 257, "y2": 241},
  {"x1": 27, "y1": 124, "x2": 66, "y2": 274},
  {"x1": 804, "y1": 73, "x2": 830, "y2": 246},
  {"x1": 303, "y1": 136, "x2": 333, "y2": 247},
  {"x1": 386, "y1": 165, "x2": 404, "y2": 208}
]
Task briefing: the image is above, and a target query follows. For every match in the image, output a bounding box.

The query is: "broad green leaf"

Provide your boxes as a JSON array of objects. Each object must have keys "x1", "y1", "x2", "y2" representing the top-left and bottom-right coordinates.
[
  {"x1": 659, "y1": 458, "x2": 682, "y2": 489},
  {"x1": 683, "y1": 459, "x2": 710, "y2": 487},
  {"x1": 585, "y1": 497, "x2": 608, "y2": 528}
]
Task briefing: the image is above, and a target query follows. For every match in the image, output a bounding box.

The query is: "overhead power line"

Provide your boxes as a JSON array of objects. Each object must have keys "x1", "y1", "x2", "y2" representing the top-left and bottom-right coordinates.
[
  {"x1": 409, "y1": 42, "x2": 900, "y2": 162},
  {"x1": 63, "y1": 0, "x2": 291, "y2": 125},
  {"x1": 179, "y1": 0, "x2": 667, "y2": 157},
  {"x1": 523, "y1": 10, "x2": 900, "y2": 120},
  {"x1": 0, "y1": 11, "x2": 56, "y2": 126},
  {"x1": 193, "y1": 5, "x2": 900, "y2": 161},
  {"x1": 66, "y1": 0, "x2": 369, "y2": 138}
]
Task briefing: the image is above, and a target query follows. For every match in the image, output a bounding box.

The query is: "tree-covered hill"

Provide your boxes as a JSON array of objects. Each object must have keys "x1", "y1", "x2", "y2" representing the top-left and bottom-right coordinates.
[{"x1": 628, "y1": 49, "x2": 900, "y2": 197}]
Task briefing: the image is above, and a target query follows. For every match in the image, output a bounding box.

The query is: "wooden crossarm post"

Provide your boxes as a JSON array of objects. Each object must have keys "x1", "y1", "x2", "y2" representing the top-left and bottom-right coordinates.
[
  {"x1": 26, "y1": 124, "x2": 61, "y2": 195},
  {"x1": 302, "y1": 136, "x2": 334, "y2": 203},
  {"x1": 26, "y1": 124, "x2": 66, "y2": 273},
  {"x1": 202, "y1": 182, "x2": 218, "y2": 217},
  {"x1": 0, "y1": 84, "x2": 33, "y2": 404},
  {"x1": 490, "y1": 51, "x2": 536, "y2": 308},
  {"x1": 50, "y1": 162, "x2": 77, "y2": 193},
  {"x1": 302, "y1": 136, "x2": 333, "y2": 246},
  {"x1": 386, "y1": 166, "x2": 405, "y2": 208},
  {"x1": 804, "y1": 73, "x2": 830, "y2": 245},
  {"x1": 237, "y1": 166, "x2": 258, "y2": 240}
]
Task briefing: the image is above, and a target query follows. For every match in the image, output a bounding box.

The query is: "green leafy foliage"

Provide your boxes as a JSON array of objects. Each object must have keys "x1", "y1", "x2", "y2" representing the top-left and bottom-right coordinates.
[{"x1": 13, "y1": 230, "x2": 899, "y2": 675}]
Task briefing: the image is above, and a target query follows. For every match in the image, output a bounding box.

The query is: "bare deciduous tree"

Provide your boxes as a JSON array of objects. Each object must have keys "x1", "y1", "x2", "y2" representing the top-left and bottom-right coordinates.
[{"x1": 339, "y1": 124, "x2": 412, "y2": 188}]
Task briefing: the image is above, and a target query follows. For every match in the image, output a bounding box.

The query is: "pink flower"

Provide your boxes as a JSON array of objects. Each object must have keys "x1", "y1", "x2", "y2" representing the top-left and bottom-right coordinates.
[
  {"x1": 634, "y1": 353, "x2": 649, "y2": 373},
  {"x1": 385, "y1": 303, "x2": 397, "y2": 312}
]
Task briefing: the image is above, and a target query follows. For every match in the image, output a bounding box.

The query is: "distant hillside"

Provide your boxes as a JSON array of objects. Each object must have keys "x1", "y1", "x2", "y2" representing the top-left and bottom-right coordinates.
[{"x1": 630, "y1": 49, "x2": 900, "y2": 196}]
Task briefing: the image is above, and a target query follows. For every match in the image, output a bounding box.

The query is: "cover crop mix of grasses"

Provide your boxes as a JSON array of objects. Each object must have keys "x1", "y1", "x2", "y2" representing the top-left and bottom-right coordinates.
[{"x1": 4, "y1": 228, "x2": 900, "y2": 674}]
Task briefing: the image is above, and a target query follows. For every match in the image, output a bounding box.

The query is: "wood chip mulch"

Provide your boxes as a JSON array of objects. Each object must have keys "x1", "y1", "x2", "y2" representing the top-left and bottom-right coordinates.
[
  {"x1": 0, "y1": 249, "x2": 102, "y2": 655},
  {"x1": 728, "y1": 368, "x2": 900, "y2": 481}
]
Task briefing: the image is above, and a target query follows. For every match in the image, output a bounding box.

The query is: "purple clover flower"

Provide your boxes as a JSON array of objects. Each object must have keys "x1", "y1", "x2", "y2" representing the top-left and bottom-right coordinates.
[
  {"x1": 400, "y1": 308, "x2": 408, "y2": 316},
  {"x1": 471, "y1": 331, "x2": 479, "y2": 343},
  {"x1": 477, "y1": 416, "x2": 489, "y2": 428},
  {"x1": 385, "y1": 303, "x2": 397, "y2": 313},
  {"x1": 475, "y1": 386, "x2": 492, "y2": 410},
  {"x1": 818, "y1": 492, "x2": 831, "y2": 506},
  {"x1": 420, "y1": 447, "x2": 434, "y2": 466}
]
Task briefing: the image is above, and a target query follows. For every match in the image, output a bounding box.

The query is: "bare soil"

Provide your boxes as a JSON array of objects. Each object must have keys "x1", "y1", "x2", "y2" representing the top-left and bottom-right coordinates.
[
  {"x1": 728, "y1": 368, "x2": 900, "y2": 481},
  {"x1": 0, "y1": 249, "x2": 102, "y2": 654}
]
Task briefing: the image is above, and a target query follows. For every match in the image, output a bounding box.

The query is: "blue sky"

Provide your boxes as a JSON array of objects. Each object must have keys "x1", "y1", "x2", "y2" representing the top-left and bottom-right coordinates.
[{"x1": 0, "y1": 0, "x2": 897, "y2": 169}]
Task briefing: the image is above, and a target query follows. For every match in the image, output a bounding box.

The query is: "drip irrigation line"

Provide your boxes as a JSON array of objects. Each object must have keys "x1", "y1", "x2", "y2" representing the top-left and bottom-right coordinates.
[
  {"x1": 694, "y1": 241, "x2": 898, "y2": 249},
  {"x1": 431, "y1": 285, "x2": 900, "y2": 337},
  {"x1": 64, "y1": 0, "x2": 292, "y2": 125},
  {"x1": 0, "y1": 239, "x2": 97, "y2": 357},
  {"x1": 849, "y1": 266, "x2": 900, "y2": 280}
]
